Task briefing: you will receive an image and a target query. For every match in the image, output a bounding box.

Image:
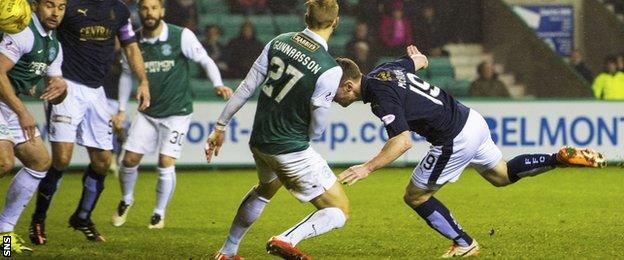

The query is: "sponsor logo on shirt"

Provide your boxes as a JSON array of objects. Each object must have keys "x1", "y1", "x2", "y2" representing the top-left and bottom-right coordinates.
[
  {"x1": 291, "y1": 33, "x2": 319, "y2": 52},
  {"x1": 145, "y1": 60, "x2": 175, "y2": 73},
  {"x1": 374, "y1": 71, "x2": 392, "y2": 81}
]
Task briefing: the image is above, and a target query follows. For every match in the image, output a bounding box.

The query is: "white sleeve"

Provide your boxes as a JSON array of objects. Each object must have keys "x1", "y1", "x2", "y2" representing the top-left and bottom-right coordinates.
[
  {"x1": 308, "y1": 66, "x2": 342, "y2": 138},
  {"x1": 46, "y1": 42, "x2": 63, "y2": 77},
  {"x1": 181, "y1": 28, "x2": 224, "y2": 87},
  {"x1": 0, "y1": 30, "x2": 34, "y2": 64},
  {"x1": 215, "y1": 42, "x2": 271, "y2": 126},
  {"x1": 311, "y1": 66, "x2": 342, "y2": 108},
  {"x1": 118, "y1": 54, "x2": 132, "y2": 112}
]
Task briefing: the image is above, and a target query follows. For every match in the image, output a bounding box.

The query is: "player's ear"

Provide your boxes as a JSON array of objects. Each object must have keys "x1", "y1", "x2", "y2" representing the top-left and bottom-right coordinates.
[{"x1": 331, "y1": 16, "x2": 340, "y2": 29}]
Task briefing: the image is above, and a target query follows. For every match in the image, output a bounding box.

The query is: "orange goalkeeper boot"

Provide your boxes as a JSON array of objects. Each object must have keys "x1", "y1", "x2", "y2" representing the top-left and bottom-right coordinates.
[
  {"x1": 266, "y1": 236, "x2": 311, "y2": 260},
  {"x1": 556, "y1": 146, "x2": 607, "y2": 168}
]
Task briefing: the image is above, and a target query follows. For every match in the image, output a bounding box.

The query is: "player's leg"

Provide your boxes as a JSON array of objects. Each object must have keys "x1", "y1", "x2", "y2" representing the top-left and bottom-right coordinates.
[
  {"x1": 266, "y1": 148, "x2": 348, "y2": 260},
  {"x1": 113, "y1": 112, "x2": 157, "y2": 227},
  {"x1": 110, "y1": 150, "x2": 143, "y2": 227},
  {"x1": 215, "y1": 149, "x2": 281, "y2": 259},
  {"x1": 32, "y1": 80, "x2": 85, "y2": 237},
  {"x1": 149, "y1": 115, "x2": 191, "y2": 228},
  {"x1": 149, "y1": 154, "x2": 175, "y2": 229},
  {"x1": 68, "y1": 86, "x2": 114, "y2": 241},
  {"x1": 403, "y1": 182, "x2": 478, "y2": 258},
  {"x1": 1, "y1": 137, "x2": 49, "y2": 245}
]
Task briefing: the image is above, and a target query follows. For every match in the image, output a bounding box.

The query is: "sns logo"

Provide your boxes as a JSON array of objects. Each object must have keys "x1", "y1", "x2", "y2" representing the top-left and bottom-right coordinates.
[{"x1": 2, "y1": 235, "x2": 10, "y2": 257}]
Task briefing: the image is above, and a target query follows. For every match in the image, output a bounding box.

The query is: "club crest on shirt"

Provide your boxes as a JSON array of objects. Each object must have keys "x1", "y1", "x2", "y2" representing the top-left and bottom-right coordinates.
[
  {"x1": 48, "y1": 47, "x2": 56, "y2": 61},
  {"x1": 374, "y1": 70, "x2": 392, "y2": 81},
  {"x1": 161, "y1": 44, "x2": 172, "y2": 56}
]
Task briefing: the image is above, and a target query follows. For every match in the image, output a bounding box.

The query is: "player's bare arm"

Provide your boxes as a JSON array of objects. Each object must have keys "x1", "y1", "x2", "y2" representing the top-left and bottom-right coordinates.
[
  {"x1": 0, "y1": 53, "x2": 36, "y2": 141},
  {"x1": 40, "y1": 76, "x2": 67, "y2": 102},
  {"x1": 407, "y1": 45, "x2": 428, "y2": 71},
  {"x1": 123, "y1": 42, "x2": 150, "y2": 111},
  {"x1": 338, "y1": 130, "x2": 412, "y2": 185}
]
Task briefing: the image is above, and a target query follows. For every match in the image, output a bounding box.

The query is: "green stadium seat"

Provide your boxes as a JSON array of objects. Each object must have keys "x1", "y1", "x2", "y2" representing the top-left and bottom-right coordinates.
[{"x1": 427, "y1": 57, "x2": 454, "y2": 78}]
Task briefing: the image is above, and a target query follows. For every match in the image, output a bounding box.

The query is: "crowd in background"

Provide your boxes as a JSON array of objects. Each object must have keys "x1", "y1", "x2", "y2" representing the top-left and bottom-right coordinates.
[{"x1": 122, "y1": 0, "x2": 623, "y2": 100}]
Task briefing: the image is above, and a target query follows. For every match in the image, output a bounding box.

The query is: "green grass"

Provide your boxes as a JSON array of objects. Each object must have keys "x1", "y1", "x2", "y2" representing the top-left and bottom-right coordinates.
[{"x1": 2, "y1": 167, "x2": 623, "y2": 259}]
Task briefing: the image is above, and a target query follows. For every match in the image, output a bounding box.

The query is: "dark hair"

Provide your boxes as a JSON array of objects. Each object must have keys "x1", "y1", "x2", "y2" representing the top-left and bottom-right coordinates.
[
  {"x1": 605, "y1": 55, "x2": 617, "y2": 64},
  {"x1": 336, "y1": 57, "x2": 362, "y2": 84}
]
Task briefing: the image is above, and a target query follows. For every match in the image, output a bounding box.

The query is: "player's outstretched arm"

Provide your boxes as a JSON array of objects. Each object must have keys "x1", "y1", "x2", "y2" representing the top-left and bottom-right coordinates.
[
  {"x1": 407, "y1": 45, "x2": 428, "y2": 71},
  {"x1": 338, "y1": 130, "x2": 412, "y2": 185},
  {"x1": 123, "y1": 42, "x2": 150, "y2": 110}
]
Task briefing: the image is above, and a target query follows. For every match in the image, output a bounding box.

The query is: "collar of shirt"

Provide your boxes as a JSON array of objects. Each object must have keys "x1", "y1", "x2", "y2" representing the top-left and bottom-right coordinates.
[
  {"x1": 140, "y1": 21, "x2": 168, "y2": 44},
  {"x1": 32, "y1": 13, "x2": 53, "y2": 39},
  {"x1": 302, "y1": 28, "x2": 328, "y2": 51},
  {"x1": 361, "y1": 75, "x2": 373, "y2": 104}
]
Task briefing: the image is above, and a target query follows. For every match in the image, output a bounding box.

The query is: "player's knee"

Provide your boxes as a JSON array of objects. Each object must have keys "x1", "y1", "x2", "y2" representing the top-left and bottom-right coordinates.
[
  {"x1": 52, "y1": 153, "x2": 72, "y2": 170},
  {"x1": 403, "y1": 192, "x2": 428, "y2": 208},
  {"x1": 0, "y1": 158, "x2": 14, "y2": 177},
  {"x1": 91, "y1": 158, "x2": 111, "y2": 174},
  {"x1": 122, "y1": 155, "x2": 141, "y2": 168},
  {"x1": 28, "y1": 155, "x2": 52, "y2": 172}
]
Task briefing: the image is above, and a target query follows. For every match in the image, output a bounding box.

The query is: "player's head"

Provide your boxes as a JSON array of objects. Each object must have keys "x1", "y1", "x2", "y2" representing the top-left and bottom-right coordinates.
[
  {"x1": 0, "y1": 0, "x2": 31, "y2": 34},
  {"x1": 32, "y1": 0, "x2": 67, "y2": 31},
  {"x1": 334, "y1": 57, "x2": 363, "y2": 107},
  {"x1": 138, "y1": 0, "x2": 165, "y2": 31},
  {"x1": 305, "y1": 0, "x2": 339, "y2": 31}
]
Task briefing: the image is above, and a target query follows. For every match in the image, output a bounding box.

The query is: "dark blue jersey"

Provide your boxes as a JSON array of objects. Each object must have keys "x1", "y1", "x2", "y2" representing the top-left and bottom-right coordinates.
[
  {"x1": 362, "y1": 56, "x2": 470, "y2": 145},
  {"x1": 58, "y1": 0, "x2": 136, "y2": 88}
]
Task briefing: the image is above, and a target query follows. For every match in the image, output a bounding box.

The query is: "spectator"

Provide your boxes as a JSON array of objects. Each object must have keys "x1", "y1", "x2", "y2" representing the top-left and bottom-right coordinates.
[
  {"x1": 569, "y1": 50, "x2": 594, "y2": 83},
  {"x1": 378, "y1": 1, "x2": 413, "y2": 55},
  {"x1": 229, "y1": 0, "x2": 269, "y2": 15},
  {"x1": 165, "y1": 0, "x2": 198, "y2": 32},
  {"x1": 225, "y1": 21, "x2": 264, "y2": 78},
  {"x1": 469, "y1": 61, "x2": 510, "y2": 97},
  {"x1": 412, "y1": 4, "x2": 449, "y2": 56},
  {"x1": 346, "y1": 21, "x2": 376, "y2": 60},
  {"x1": 616, "y1": 52, "x2": 624, "y2": 72},
  {"x1": 592, "y1": 56, "x2": 624, "y2": 100},
  {"x1": 201, "y1": 24, "x2": 228, "y2": 77},
  {"x1": 349, "y1": 41, "x2": 376, "y2": 73}
]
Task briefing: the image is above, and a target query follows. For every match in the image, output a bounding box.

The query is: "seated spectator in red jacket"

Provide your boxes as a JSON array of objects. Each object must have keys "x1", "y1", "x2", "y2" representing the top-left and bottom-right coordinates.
[
  {"x1": 378, "y1": 1, "x2": 413, "y2": 55},
  {"x1": 225, "y1": 21, "x2": 265, "y2": 78},
  {"x1": 164, "y1": 0, "x2": 198, "y2": 32},
  {"x1": 469, "y1": 61, "x2": 510, "y2": 97}
]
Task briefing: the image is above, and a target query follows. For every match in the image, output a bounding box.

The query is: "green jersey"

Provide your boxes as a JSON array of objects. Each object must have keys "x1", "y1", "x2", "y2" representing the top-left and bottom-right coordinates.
[
  {"x1": 3, "y1": 16, "x2": 61, "y2": 96},
  {"x1": 139, "y1": 23, "x2": 192, "y2": 118},
  {"x1": 250, "y1": 31, "x2": 339, "y2": 155}
]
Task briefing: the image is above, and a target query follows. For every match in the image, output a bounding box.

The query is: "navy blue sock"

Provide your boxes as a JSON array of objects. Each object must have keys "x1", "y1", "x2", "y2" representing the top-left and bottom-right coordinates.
[
  {"x1": 74, "y1": 165, "x2": 106, "y2": 220},
  {"x1": 413, "y1": 197, "x2": 473, "y2": 247},
  {"x1": 507, "y1": 154, "x2": 557, "y2": 183},
  {"x1": 32, "y1": 166, "x2": 64, "y2": 223}
]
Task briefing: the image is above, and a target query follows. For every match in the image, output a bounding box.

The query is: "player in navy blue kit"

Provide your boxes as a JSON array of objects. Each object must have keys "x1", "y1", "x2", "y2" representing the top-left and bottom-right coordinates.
[
  {"x1": 333, "y1": 45, "x2": 606, "y2": 257},
  {"x1": 30, "y1": 0, "x2": 150, "y2": 244}
]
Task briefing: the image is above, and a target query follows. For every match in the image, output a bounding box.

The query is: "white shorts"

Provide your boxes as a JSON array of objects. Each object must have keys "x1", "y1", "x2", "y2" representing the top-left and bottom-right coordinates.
[
  {"x1": 251, "y1": 146, "x2": 337, "y2": 202},
  {"x1": 48, "y1": 79, "x2": 113, "y2": 150},
  {"x1": 0, "y1": 101, "x2": 41, "y2": 145},
  {"x1": 411, "y1": 109, "x2": 502, "y2": 190},
  {"x1": 123, "y1": 112, "x2": 192, "y2": 159}
]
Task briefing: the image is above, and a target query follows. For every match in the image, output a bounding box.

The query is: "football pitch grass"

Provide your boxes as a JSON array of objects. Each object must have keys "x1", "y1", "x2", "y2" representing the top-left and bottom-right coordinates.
[{"x1": 2, "y1": 167, "x2": 622, "y2": 259}]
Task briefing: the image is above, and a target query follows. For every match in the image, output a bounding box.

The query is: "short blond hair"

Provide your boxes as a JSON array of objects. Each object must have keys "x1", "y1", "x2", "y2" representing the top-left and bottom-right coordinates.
[{"x1": 305, "y1": 0, "x2": 339, "y2": 30}]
